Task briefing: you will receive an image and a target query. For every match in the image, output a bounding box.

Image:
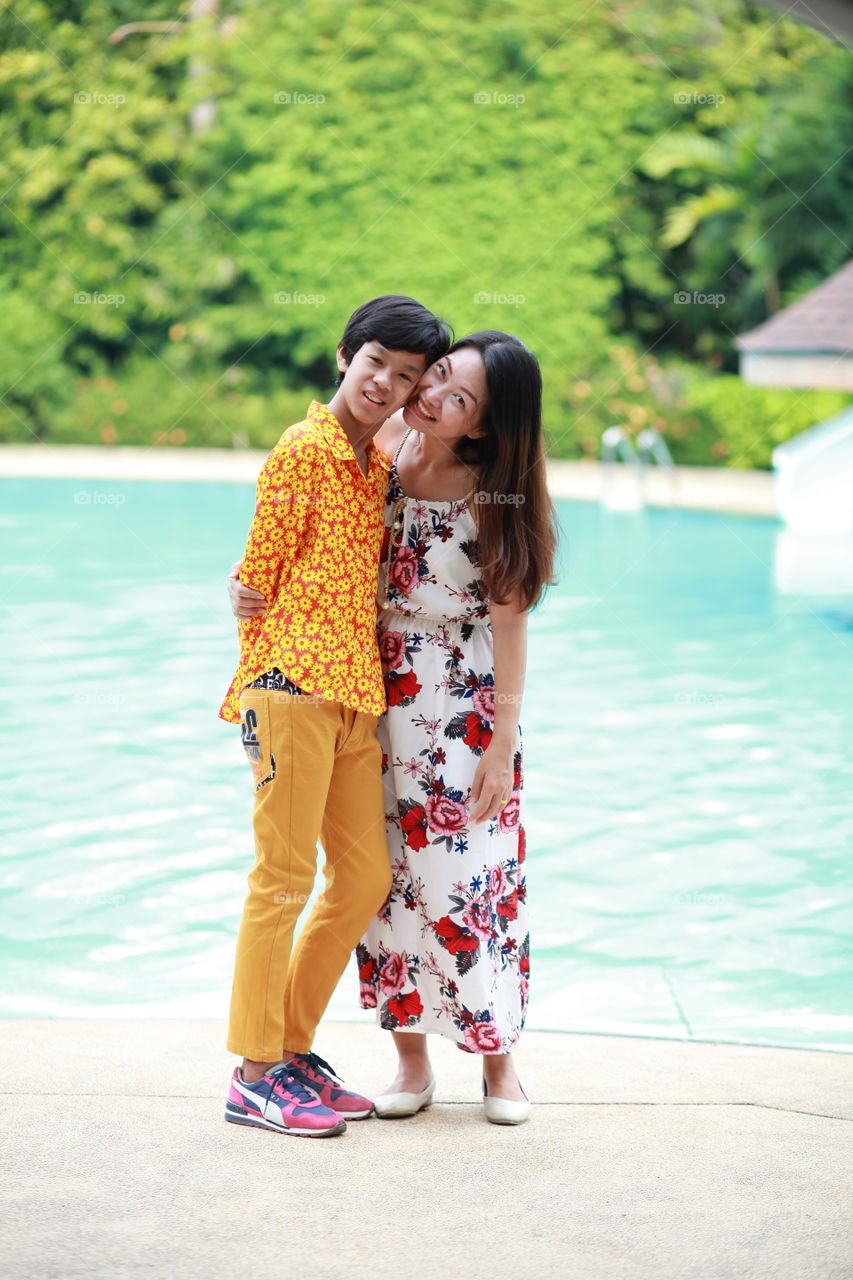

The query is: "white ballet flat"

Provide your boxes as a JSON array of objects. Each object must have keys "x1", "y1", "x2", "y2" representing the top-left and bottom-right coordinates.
[
  {"x1": 483, "y1": 1079, "x2": 531, "y2": 1125},
  {"x1": 373, "y1": 1077, "x2": 436, "y2": 1118}
]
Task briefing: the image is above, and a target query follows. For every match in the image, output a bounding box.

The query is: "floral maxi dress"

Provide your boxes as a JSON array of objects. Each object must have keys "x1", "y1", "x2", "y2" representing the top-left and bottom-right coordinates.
[{"x1": 358, "y1": 445, "x2": 529, "y2": 1054}]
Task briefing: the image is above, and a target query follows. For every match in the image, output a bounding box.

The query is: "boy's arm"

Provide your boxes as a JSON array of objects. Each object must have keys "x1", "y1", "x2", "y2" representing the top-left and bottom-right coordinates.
[{"x1": 239, "y1": 442, "x2": 314, "y2": 609}]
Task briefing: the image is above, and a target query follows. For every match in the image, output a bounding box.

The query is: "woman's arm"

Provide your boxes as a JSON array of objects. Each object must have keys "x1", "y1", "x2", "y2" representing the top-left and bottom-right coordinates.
[
  {"x1": 469, "y1": 594, "x2": 528, "y2": 823},
  {"x1": 228, "y1": 561, "x2": 268, "y2": 618}
]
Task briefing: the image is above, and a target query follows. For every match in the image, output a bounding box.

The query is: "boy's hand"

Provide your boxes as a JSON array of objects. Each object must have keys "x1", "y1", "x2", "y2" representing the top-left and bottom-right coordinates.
[
  {"x1": 468, "y1": 740, "x2": 515, "y2": 824},
  {"x1": 228, "y1": 561, "x2": 268, "y2": 619}
]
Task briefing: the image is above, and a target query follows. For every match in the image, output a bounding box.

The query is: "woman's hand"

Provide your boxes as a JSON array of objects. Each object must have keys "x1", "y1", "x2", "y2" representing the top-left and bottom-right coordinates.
[
  {"x1": 228, "y1": 561, "x2": 268, "y2": 619},
  {"x1": 468, "y1": 738, "x2": 515, "y2": 824}
]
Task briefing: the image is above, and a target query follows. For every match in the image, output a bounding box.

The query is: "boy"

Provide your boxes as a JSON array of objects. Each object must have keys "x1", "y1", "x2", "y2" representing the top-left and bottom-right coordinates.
[{"x1": 220, "y1": 296, "x2": 451, "y2": 1137}]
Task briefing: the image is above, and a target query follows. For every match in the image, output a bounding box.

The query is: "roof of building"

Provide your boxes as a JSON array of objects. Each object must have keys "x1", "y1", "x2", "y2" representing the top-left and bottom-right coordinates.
[{"x1": 735, "y1": 259, "x2": 853, "y2": 354}]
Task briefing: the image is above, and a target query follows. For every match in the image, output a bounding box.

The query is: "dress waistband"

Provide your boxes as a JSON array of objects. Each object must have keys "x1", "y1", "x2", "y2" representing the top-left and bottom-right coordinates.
[{"x1": 378, "y1": 607, "x2": 491, "y2": 628}]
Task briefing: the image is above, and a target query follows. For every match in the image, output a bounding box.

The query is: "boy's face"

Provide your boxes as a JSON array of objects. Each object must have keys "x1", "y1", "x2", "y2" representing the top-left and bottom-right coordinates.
[{"x1": 336, "y1": 341, "x2": 428, "y2": 428}]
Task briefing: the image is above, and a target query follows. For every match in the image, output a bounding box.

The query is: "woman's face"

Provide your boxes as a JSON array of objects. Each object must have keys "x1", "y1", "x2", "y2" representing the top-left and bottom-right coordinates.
[{"x1": 403, "y1": 346, "x2": 488, "y2": 444}]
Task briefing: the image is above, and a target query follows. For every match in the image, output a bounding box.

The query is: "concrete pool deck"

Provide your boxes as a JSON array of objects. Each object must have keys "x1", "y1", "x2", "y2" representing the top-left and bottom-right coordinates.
[
  {"x1": 2, "y1": 1019, "x2": 850, "y2": 1279},
  {"x1": 0, "y1": 444, "x2": 777, "y2": 516}
]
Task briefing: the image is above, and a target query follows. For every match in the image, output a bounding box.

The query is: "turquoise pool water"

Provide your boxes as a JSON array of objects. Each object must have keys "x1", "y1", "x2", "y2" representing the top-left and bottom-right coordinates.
[{"x1": 1, "y1": 477, "x2": 851, "y2": 1049}]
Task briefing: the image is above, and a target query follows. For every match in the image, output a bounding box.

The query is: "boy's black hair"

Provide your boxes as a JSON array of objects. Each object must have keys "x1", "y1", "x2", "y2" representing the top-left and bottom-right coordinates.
[{"x1": 336, "y1": 295, "x2": 452, "y2": 383}]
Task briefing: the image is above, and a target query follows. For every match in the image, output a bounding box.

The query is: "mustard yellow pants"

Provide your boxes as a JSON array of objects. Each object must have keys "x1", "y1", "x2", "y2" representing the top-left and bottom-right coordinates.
[{"x1": 227, "y1": 688, "x2": 391, "y2": 1061}]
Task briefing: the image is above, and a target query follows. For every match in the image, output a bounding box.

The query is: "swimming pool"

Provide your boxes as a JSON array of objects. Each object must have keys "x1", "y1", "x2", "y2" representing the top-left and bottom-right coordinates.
[{"x1": 1, "y1": 477, "x2": 850, "y2": 1050}]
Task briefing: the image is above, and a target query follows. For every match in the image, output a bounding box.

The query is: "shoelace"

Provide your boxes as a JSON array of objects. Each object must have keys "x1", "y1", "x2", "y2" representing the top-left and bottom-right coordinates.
[
  {"x1": 264, "y1": 1062, "x2": 319, "y2": 1106},
  {"x1": 295, "y1": 1051, "x2": 342, "y2": 1085}
]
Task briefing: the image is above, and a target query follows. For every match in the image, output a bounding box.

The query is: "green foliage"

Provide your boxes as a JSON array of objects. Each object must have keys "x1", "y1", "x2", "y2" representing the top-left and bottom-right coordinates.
[
  {"x1": 0, "y1": 0, "x2": 850, "y2": 462},
  {"x1": 37, "y1": 355, "x2": 311, "y2": 450},
  {"x1": 678, "y1": 371, "x2": 850, "y2": 469},
  {"x1": 560, "y1": 345, "x2": 849, "y2": 469},
  {"x1": 623, "y1": 0, "x2": 853, "y2": 345}
]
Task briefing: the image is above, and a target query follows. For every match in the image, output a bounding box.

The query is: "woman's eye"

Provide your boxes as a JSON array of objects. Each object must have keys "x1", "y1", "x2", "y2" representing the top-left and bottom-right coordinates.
[
  {"x1": 437, "y1": 363, "x2": 446, "y2": 377},
  {"x1": 455, "y1": 394, "x2": 465, "y2": 407}
]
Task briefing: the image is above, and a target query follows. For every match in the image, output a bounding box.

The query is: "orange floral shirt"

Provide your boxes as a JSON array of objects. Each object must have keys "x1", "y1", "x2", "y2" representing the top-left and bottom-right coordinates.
[{"x1": 218, "y1": 401, "x2": 390, "y2": 723}]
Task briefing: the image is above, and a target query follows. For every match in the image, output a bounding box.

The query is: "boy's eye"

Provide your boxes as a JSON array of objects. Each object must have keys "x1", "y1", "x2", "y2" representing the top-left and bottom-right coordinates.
[
  {"x1": 399, "y1": 373, "x2": 412, "y2": 382},
  {"x1": 369, "y1": 356, "x2": 381, "y2": 364}
]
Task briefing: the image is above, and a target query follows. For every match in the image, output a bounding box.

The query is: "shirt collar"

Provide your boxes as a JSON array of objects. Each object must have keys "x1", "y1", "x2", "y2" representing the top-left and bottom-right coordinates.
[{"x1": 309, "y1": 400, "x2": 390, "y2": 473}]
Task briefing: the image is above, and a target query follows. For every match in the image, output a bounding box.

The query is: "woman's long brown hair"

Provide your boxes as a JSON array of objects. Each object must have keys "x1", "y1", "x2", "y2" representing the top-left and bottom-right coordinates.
[{"x1": 453, "y1": 331, "x2": 559, "y2": 610}]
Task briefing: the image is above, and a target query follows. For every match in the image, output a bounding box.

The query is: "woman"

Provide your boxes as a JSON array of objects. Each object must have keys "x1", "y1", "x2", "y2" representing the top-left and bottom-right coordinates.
[{"x1": 230, "y1": 332, "x2": 558, "y2": 1124}]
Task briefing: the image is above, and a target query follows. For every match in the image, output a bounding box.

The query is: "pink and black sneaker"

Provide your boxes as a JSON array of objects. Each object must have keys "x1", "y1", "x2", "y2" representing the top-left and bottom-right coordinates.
[
  {"x1": 289, "y1": 1052, "x2": 374, "y2": 1120},
  {"x1": 225, "y1": 1062, "x2": 346, "y2": 1137}
]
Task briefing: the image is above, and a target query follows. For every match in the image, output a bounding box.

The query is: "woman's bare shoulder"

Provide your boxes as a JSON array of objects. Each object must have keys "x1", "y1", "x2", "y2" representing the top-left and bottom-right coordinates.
[{"x1": 374, "y1": 410, "x2": 408, "y2": 459}]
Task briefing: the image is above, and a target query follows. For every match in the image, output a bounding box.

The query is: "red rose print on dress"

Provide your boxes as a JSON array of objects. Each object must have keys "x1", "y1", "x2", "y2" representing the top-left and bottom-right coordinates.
[
  {"x1": 378, "y1": 630, "x2": 406, "y2": 674},
  {"x1": 434, "y1": 915, "x2": 479, "y2": 955},
  {"x1": 498, "y1": 797, "x2": 520, "y2": 832},
  {"x1": 489, "y1": 864, "x2": 509, "y2": 899},
  {"x1": 386, "y1": 668, "x2": 422, "y2": 707},
  {"x1": 462, "y1": 898, "x2": 493, "y2": 941},
  {"x1": 462, "y1": 712, "x2": 492, "y2": 752},
  {"x1": 400, "y1": 803, "x2": 428, "y2": 851},
  {"x1": 379, "y1": 951, "x2": 407, "y2": 996},
  {"x1": 390, "y1": 546, "x2": 419, "y2": 594},
  {"x1": 387, "y1": 988, "x2": 423, "y2": 1026},
  {"x1": 360, "y1": 982, "x2": 378, "y2": 1008},
  {"x1": 497, "y1": 889, "x2": 519, "y2": 922},
  {"x1": 472, "y1": 686, "x2": 495, "y2": 723},
  {"x1": 463, "y1": 1020, "x2": 503, "y2": 1053},
  {"x1": 425, "y1": 793, "x2": 468, "y2": 835}
]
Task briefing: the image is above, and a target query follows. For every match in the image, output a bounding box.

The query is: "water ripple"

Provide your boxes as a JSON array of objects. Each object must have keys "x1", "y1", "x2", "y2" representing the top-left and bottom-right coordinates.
[{"x1": 1, "y1": 481, "x2": 851, "y2": 1048}]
